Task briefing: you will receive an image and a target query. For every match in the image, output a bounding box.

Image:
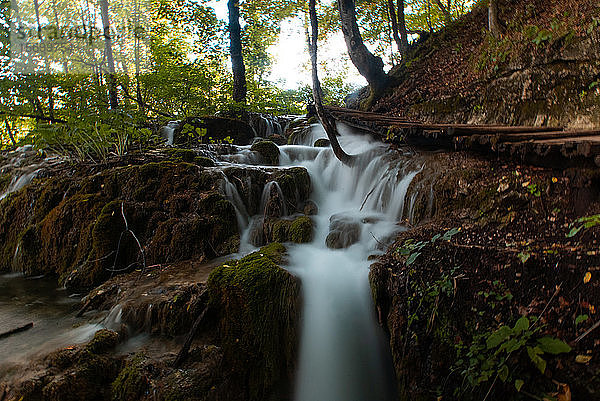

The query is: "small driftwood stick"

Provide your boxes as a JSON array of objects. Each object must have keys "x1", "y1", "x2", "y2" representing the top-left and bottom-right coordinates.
[
  {"x1": 0, "y1": 322, "x2": 33, "y2": 339},
  {"x1": 173, "y1": 305, "x2": 209, "y2": 368}
]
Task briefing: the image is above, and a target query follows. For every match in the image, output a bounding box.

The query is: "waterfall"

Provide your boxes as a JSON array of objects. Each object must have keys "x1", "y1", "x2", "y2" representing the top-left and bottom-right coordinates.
[
  {"x1": 260, "y1": 181, "x2": 288, "y2": 217},
  {"x1": 280, "y1": 125, "x2": 423, "y2": 401},
  {"x1": 0, "y1": 167, "x2": 42, "y2": 201}
]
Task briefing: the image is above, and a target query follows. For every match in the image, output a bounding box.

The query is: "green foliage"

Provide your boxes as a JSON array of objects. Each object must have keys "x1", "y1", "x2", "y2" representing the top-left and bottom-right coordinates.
[
  {"x1": 454, "y1": 316, "x2": 571, "y2": 395},
  {"x1": 566, "y1": 214, "x2": 600, "y2": 238},
  {"x1": 33, "y1": 112, "x2": 160, "y2": 162},
  {"x1": 396, "y1": 227, "x2": 460, "y2": 265}
]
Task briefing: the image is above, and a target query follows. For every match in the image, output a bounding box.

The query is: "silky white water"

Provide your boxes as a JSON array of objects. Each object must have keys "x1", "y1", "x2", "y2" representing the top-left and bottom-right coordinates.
[{"x1": 277, "y1": 124, "x2": 421, "y2": 401}]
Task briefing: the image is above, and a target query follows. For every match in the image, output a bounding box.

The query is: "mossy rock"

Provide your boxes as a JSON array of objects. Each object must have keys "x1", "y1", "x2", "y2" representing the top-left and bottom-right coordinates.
[
  {"x1": 111, "y1": 354, "x2": 148, "y2": 401},
  {"x1": 194, "y1": 156, "x2": 216, "y2": 167},
  {"x1": 165, "y1": 148, "x2": 197, "y2": 163},
  {"x1": 250, "y1": 141, "x2": 280, "y2": 166},
  {"x1": 207, "y1": 243, "x2": 300, "y2": 401},
  {"x1": 272, "y1": 168, "x2": 311, "y2": 211},
  {"x1": 313, "y1": 138, "x2": 331, "y2": 147},
  {"x1": 0, "y1": 172, "x2": 12, "y2": 193},
  {"x1": 268, "y1": 216, "x2": 314, "y2": 244},
  {"x1": 85, "y1": 329, "x2": 119, "y2": 354}
]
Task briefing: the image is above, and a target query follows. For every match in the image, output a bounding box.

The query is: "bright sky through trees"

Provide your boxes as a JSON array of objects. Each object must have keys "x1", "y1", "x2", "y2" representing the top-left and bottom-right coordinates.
[{"x1": 207, "y1": 0, "x2": 366, "y2": 89}]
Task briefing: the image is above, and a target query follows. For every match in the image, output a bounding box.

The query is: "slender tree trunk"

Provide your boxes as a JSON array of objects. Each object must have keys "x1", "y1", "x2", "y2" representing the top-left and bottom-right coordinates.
[
  {"x1": 33, "y1": 0, "x2": 55, "y2": 120},
  {"x1": 337, "y1": 0, "x2": 388, "y2": 98},
  {"x1": 228, "y1": 0, "x2": 247, "y2": 103},
  {"x1": 100, "y1": 0, "x2": 119, "y2": 109},
  {"x1": 387, "y1": 0, "x2": 402, "y2": 55},
  {"x1": 396, "y1": 0, "x2": 409, "y2": 56},
  {"x1": 488, "y1": 0, "x2": 501, "y2": 38},
  {"x1": 4, "y1": 119, "x2": 16, "y2": 146},
  {"x1": 308, "y1": 0, "x2": 353, "y2": 166},
  {"x1": 134, "y1": 0, "x2": 144, "y2": 113}
]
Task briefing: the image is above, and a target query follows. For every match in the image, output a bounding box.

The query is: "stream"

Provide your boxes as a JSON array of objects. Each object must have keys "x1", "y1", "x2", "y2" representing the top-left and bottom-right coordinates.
[{"x1": 0, "y1": 119, "x2": 425, "y2": 400}]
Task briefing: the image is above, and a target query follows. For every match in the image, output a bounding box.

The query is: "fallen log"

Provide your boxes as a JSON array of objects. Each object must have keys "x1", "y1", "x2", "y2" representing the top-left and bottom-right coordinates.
[{"x1": 0, "y1": 322, "x2": 33, "y2": 339}]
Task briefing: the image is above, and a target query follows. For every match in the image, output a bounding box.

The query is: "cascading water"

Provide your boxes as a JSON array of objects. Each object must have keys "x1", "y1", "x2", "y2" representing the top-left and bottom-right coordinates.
[{"x1": 278, "y1": 124, "x2": 423, "y2": 401}]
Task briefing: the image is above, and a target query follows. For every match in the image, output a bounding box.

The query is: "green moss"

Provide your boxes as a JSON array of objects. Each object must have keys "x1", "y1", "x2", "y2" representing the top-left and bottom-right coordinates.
[
  {"x1": 250, "y1": 141, "x2": 280, "y2": 166},
  {"x1": 165, "y1": 148, "x2": 196, "y2": 163},
  {"x1": 12, "y1": 223, "x2": 42, "y2": 274},
  {"x1": 86, "y1": 329, "x2": 119, "y2": 354},
  {"x1": 0, "y1": 172, "x2": 11, "y2": 193},
  {"x1": 194, "y1": 156, "x2": 216, "y2": 167},
  {"x1": 273, "y1": 168, "x2": 311, "y2": 208},
  {"x1": 111, "y1": 354, "x2": 148, "y2": 401},
  {"x1": 268, "y1": 216, "x2": 314, "y2": 244},
  {"x1": 313, "y1": 138, "x2": 330, "y2": 147},
  {"x1": 207, "y1": 243, "x2": 300, "y2": 401},
  {"x1": 289, "y1": 216, "x2": 314, "y2": 243}
]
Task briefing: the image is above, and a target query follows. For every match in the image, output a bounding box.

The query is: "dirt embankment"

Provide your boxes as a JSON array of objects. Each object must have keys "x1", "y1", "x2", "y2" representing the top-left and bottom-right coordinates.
[
  {"x1": 371, "y1": 151, "x2": 600, "y2": 400},
  {"x1": 368, "y1": 0, "x2": 600, "y2": 129}
]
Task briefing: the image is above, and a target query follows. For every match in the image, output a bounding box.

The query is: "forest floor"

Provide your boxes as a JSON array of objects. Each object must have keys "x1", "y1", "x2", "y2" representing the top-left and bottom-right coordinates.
[{"x1": 370, "y1": 0, "x2": 600, "y2": 129}]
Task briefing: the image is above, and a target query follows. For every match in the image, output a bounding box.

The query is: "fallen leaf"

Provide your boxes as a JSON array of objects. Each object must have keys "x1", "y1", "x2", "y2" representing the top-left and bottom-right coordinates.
[
  {"x1": 557, "y1": 383, "x2": 571, "y2": 401},
  {"x1": 575, "y1": 355, "x2": 592, "y2": 364},
  {"x1": 584, "y1": 272, "x2": 592, "y2": 283},
  {"x1": 552, "y1": 177, "x2": 558, "y2": 183}
]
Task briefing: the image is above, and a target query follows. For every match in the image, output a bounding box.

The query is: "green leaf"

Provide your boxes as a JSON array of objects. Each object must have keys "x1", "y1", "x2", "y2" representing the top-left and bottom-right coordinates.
[
  {"x1": 566, "y1": 225, "x2": 583, "y2": 238},
  {"x1": 487, "y1": 326, "x2": 512, "y2": 349},
  {"x1": 442, "y1": 227, "x2": 460, "y2": 241},
  {"x1": 575, "y1": 314, "x2": 589, "y2": 326},
  {"x1": 515, "y1": 379, "x2": 524, "y2": 392},
  {"x1": 517, "y1": 252, "x2": 531, "y2": 263},
  {"x1": 527, "y1": 346, "x2": 547, "y2": 374},
  {"x1": 406, "y1": 252, "x2": 421, "y2": 266},
  {"x1": 513, "y1": 316, "x2": 530, "y2": 334},
  {"x1": 498, "y1": 364, "x2": 509, "y2": 382},
  {"x1": 537, "y1": 337, "x2": 572, "y2": 354}
]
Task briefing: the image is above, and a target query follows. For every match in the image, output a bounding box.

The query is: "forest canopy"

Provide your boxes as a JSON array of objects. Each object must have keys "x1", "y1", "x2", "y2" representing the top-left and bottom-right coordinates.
[{"x1": 0, "y1": 0, "x2": 477, "y2": 150}]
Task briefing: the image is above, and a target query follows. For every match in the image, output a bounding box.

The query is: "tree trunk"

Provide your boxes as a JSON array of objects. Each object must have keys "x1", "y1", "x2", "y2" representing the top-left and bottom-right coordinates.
[
  {"x1": 4, "y1": 119, "x2": 16, "y2": 146},
  {"x1": 33, "y1": 0, "x2": 55, "y2": 120},
  {"x1": 488, "y1": 0, "x2": 501, "y2": 38},
  {"x1": 396, "y1": 0, "x2": 409, "y2": 56},
  {"x1": 387, "y1": 0, "x2": 402, "y2": 55},
  {"x1": 100, "y1": 0, "x2": 119, "y2": 109},
  {"x1": 337, "y1": 0, "x2": 388, "y2": 98},
  {"x1": 308, "y1": 0, "x2": 353, "y2": 166},
  {"x1": 228, "y1": 0, "x2": 247, "y2": 103}
]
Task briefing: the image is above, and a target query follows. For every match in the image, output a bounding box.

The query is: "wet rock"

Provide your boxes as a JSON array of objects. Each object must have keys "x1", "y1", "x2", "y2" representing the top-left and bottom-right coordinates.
[
  {"x1": 85, "y1": 329, "x2": 119, "y2": 354},
  {"x1": 0, "y1": 162, "x2": 239, "y2": 291},
  {"x1": 250, "y1": 141, "x2": 280, "y2": 166},
  {"x1": 173, "y1": 116, "x2": 255, "y2": 146},
  {"x1": 265, "y1": 216, "x2": 314, "y2": 244},
  {"x1": 303, "y1": 200, "x2": 318, "y2": 216},
  {"x1": 267, "y1": 134, "x2": 287, "y2": 146},
  {"x1": 207, "y1": 243, "x2": 300, "y2": 401},
  {"x1": 8, "y1": 330, "x2": 122, "y2": 401},
  {"x1": 313, "y1": 138, "x2": 331, "y2": 147},
  {"x1": 325, "y1": 214, "x2": 361, "y2": 249},
  {"x1": 223, "y1": 166, "x2": 311, "y2": 216}
]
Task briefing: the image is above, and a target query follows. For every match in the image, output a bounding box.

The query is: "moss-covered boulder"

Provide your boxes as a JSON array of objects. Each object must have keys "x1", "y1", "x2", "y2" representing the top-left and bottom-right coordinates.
[
  {"x1": 0, "y1": 161, "x2": 239, "y2": 290},
  {"x1": 250, "y1": 141, "x2": 280, "y2": 166},
  {"x1": 313, "y1": 138, "x2": 331, "y2": 147},
  {"x1": 266, "y1": 216, "x2": 314, "y2": 244},
  {"x1": 9, "y1": 329, "x2": 123, "y2": 401},
  {"x1": 207, "y1": 243, "x2": 300, "y2": 401},
  {"x1": 111, "y1": 353, "x2": 149, "y2": 401}
]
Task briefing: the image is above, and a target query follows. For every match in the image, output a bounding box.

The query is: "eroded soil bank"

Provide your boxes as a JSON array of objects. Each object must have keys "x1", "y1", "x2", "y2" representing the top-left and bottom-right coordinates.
[{"x1": 371, "y1": 151, "x2": 600, "y2": 400}]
